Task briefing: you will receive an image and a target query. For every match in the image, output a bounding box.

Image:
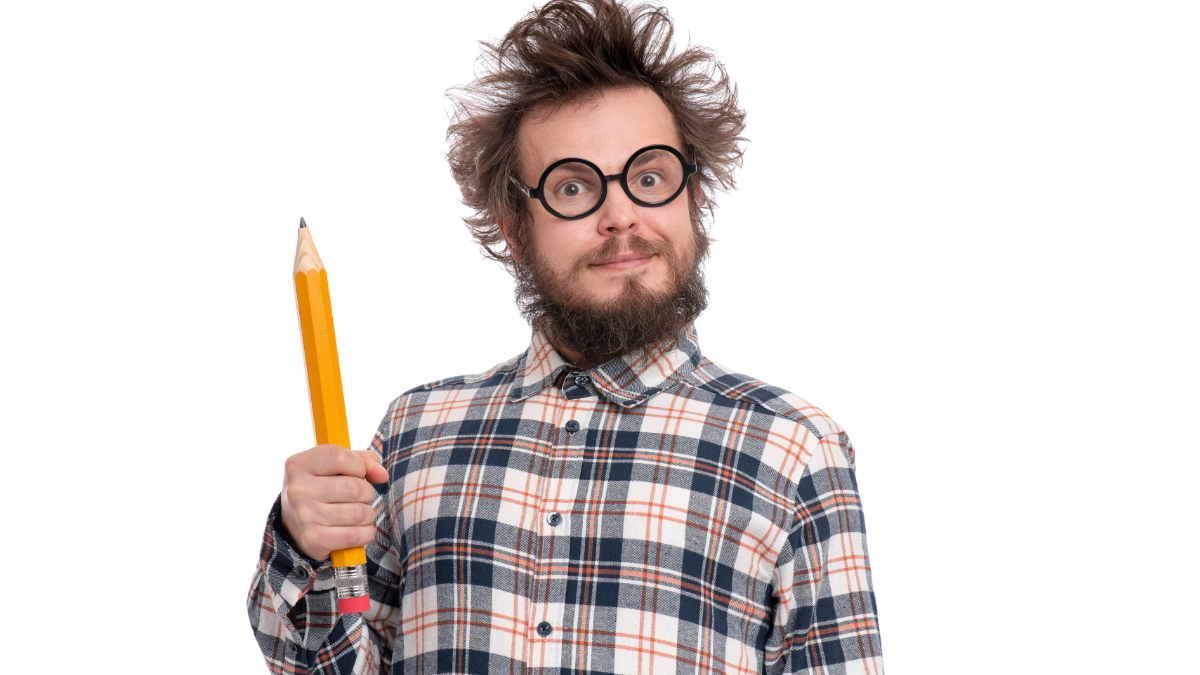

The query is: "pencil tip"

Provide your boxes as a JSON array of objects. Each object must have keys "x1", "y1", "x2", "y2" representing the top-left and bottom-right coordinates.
[{"x1": 299, "y1": 217, "x2": 307, "y2": 229}]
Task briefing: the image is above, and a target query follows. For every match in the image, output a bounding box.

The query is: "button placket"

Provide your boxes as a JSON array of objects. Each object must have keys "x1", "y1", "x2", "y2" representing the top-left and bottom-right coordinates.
[{"x1": 527, "y1": 397, "x2": 587, "y2": 659}]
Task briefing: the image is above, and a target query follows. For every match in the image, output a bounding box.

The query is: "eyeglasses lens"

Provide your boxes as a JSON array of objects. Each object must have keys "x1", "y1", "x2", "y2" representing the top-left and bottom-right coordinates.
[
  {"x1": 544, "y1": 162, "x2": 605, "y2": 217},
  {"x1": 627, "y1": 148, "x2": 684, "y2": 205}
]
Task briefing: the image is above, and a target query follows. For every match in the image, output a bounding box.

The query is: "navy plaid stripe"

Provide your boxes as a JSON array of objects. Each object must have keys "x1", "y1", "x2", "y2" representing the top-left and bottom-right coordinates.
[{"x1": 249, "y1": 325, "x2": 883, "y2": 674}]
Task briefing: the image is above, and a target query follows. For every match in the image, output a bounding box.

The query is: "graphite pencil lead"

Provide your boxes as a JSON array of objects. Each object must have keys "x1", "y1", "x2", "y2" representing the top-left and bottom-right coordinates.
[{"x1": 299, "y1": 217, "x2": 307, "y2": 228}]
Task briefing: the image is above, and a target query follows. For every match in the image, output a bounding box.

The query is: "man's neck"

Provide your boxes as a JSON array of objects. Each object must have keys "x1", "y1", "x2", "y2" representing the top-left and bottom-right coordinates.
[{"x1": 554, "y1": 343, "x2": 598, "y2": 371}]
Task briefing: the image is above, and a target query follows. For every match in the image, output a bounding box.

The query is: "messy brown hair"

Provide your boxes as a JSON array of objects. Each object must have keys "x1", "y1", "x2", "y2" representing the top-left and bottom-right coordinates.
[{"x1": 446, "y1": 0, "x2": 747, "y2": 273}]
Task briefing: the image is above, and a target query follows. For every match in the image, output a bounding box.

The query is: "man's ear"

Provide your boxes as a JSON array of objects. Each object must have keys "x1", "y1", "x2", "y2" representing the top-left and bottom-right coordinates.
[{"x1": 498, "y1": 217, "x2": 524, "y2": 266}]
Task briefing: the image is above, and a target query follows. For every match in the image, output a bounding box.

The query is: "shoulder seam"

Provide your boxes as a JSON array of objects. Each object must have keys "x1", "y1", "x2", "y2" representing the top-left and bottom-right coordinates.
[
  {"x1": 683, "y1": 364, "x2": 827, "y2": 440},
  {"x1": 397, "y1": 354, "x2": 524, "y2": 398}
]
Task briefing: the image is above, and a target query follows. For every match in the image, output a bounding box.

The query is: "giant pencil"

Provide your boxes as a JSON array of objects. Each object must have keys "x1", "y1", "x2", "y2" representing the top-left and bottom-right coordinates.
[{"x1": 292, "y1": 217, "x2": 370, "y2": 614}]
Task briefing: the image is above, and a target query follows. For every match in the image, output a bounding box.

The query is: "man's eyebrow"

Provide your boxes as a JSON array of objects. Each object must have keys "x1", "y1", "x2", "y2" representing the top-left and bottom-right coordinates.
[
  {"x1": 539, "y1": 145, "x2": 680, "y2": 172},
  {"x1": 536, "y1": 154, "x2": 614, "y2": 172},
  {"x1": 549, "y1": 157, "x2": 595, "y2": 166},
  {"x1": 629, "y1": 152, "x2": 657, "y2": 169}
]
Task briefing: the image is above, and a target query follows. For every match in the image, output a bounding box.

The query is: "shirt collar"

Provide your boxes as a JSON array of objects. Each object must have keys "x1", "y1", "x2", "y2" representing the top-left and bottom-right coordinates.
[{"x1": 511, "y1": 323, "x2": 703, "y2": 407}]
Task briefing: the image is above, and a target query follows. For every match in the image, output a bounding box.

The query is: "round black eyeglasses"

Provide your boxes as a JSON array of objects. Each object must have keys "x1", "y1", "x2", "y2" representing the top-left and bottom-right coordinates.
[{"x1": 511, "y1": 144, "x2": 698, "y2": 220}]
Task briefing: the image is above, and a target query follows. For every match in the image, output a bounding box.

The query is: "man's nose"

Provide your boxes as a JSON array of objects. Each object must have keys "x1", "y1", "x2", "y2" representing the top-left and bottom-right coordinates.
[{"x1": 597, "y1": 177, "x2": 640, "y2": 234}]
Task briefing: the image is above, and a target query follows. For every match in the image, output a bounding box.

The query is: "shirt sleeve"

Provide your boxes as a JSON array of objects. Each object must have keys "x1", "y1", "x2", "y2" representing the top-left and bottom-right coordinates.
[
  {"x1": 764, "y1": 429, "x2": 885, "y2": 675},
  {"x1": 246, "y1": 436, "x2": 402, "y2": 674}
]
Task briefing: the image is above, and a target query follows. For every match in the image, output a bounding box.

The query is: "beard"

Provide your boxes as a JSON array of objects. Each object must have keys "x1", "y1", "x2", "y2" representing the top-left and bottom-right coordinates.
[{"x1": 513, "y1": 228, "x2": 709, "y2": 368}]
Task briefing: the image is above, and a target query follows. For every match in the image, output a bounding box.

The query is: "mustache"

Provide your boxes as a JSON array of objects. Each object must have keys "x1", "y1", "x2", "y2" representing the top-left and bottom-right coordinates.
[{"x1": 578, "y1": 235, "x2": 668, "y2": 269}]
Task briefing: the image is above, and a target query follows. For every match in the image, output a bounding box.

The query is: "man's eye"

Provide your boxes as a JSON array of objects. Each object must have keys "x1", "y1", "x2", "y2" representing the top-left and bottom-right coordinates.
[
  {"x1": 559, "y1": 181, "x2": 585, "y2": 197},
  {"x1": 638, "y1": 173, "x2": 662, "y2": 188}
]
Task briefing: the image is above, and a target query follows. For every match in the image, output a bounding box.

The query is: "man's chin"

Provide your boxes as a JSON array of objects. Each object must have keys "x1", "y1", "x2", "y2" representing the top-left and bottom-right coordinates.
[{"x1": 566, "y1": 277, "x2": 666, "y2": 314}]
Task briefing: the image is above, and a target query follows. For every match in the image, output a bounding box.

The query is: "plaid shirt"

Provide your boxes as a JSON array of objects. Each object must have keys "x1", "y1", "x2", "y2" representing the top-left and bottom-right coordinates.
[{"x1": 248, "y1": 325, "x2": 883, "y2": 674}]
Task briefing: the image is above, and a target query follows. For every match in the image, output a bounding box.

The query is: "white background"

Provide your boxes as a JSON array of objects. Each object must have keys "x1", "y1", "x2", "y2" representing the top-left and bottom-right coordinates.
[{"x1": 1, "y1": 1, "x2": 1196, "y2": 673}]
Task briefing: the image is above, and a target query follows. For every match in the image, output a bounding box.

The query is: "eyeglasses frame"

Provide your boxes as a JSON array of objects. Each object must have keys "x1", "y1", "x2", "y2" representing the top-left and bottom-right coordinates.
[{"x1": 511, "y1": 144, "x2": 699, "y2": 221}]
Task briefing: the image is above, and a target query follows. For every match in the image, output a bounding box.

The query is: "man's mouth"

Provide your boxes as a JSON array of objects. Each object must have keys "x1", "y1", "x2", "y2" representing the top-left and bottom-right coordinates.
[{"x1": 592, "y1": 253, "x2": 654, "y2": 270}]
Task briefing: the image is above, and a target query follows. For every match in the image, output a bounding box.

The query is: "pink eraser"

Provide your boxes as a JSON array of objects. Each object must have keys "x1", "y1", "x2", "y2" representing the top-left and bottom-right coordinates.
[{"x1": 338, "y1": 595, "x2": 371, "y2": 614}]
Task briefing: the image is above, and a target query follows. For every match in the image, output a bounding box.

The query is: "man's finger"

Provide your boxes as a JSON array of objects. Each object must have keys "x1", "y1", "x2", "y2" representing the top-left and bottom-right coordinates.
[
  {"x1": 310, "y1": 474, "x2": 379, "y2": 505},
  {"x1": 354, "y1": 449, "x2": 390, "y2": 484},
  {"x1": 314, "y1": 501, "x2": 379, "y2": 528},
  {"x1": 304, "y1": 444, "x2": 369, "y2": 478},
  {"x1": 305, "y1": 525, "x2": 378, "y2": 561}
]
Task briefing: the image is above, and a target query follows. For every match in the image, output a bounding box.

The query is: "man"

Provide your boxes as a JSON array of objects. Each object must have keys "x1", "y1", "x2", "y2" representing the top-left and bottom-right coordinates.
[{"x1": 248, "y1": 1, "x2": 884, "y2": 673}]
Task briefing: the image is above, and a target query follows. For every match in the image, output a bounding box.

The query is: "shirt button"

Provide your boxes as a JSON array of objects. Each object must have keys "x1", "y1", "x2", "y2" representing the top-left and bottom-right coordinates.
[
  {"x1": 546, "y1": 511, "x2": 562, "y2": 526},
  {"x1": 574, "y1": 375, "x2": 590, "y2": 386},
  {"x1": 565, "y1": 420, "x2": 580, "y2": 433},
  {"x1": 537, "y1": 621, "x2": 553, "y2": 637}
]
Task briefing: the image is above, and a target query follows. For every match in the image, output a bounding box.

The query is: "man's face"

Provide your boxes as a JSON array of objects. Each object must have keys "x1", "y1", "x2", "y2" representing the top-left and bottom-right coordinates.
[{"x1": 506, "y1": 86, "x2": 708, "y2": 368}]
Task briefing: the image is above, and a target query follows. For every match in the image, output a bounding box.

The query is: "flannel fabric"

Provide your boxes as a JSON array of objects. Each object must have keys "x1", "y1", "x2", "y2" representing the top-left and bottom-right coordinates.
[{"x1": 248, "y1": 324, "x2": 883, "y2": 674}]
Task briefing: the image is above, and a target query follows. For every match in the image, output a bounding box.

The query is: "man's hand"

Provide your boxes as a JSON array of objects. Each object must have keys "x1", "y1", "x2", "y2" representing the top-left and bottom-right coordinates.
[{"x1": 278, "y1": 445, "x2": 390, "y2": 561}]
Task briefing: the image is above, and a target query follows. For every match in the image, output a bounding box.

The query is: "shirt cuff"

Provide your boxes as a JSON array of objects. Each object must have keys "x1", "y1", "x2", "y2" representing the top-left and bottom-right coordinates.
[{"x1": 259, "y1": 495, "x2": 336, "y2": 646}]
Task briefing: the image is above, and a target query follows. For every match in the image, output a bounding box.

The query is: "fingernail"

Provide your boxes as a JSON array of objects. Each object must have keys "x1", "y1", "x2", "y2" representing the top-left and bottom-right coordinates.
[{"x1": 372, "y1": 450, "x2": 383, "y2": 464}]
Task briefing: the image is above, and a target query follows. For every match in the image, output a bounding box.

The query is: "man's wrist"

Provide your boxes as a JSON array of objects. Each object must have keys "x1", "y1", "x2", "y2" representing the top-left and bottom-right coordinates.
[{"x1": 271, "y1": 494, "x2": 319, "y2": 562}]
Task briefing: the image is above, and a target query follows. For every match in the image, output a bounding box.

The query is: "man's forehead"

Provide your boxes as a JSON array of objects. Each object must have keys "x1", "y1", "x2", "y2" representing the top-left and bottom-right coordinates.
[{"x1": 517, "y1": 86, "x2": 682, "y2": 175}]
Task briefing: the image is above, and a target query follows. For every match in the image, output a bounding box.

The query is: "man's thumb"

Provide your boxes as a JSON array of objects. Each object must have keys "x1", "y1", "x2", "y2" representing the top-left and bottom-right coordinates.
[{"x1": 361, "y1": 449, "x2": 388, "y2": 483}]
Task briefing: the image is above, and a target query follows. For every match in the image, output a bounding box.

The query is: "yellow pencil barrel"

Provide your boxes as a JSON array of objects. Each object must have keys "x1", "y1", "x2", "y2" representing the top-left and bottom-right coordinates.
[
  {"x1": 293, "y1": 219, "x2": 370, "y2": 615},
  {"x1": 294, "y1": 266, "x2": 351, "y2": 449}
]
